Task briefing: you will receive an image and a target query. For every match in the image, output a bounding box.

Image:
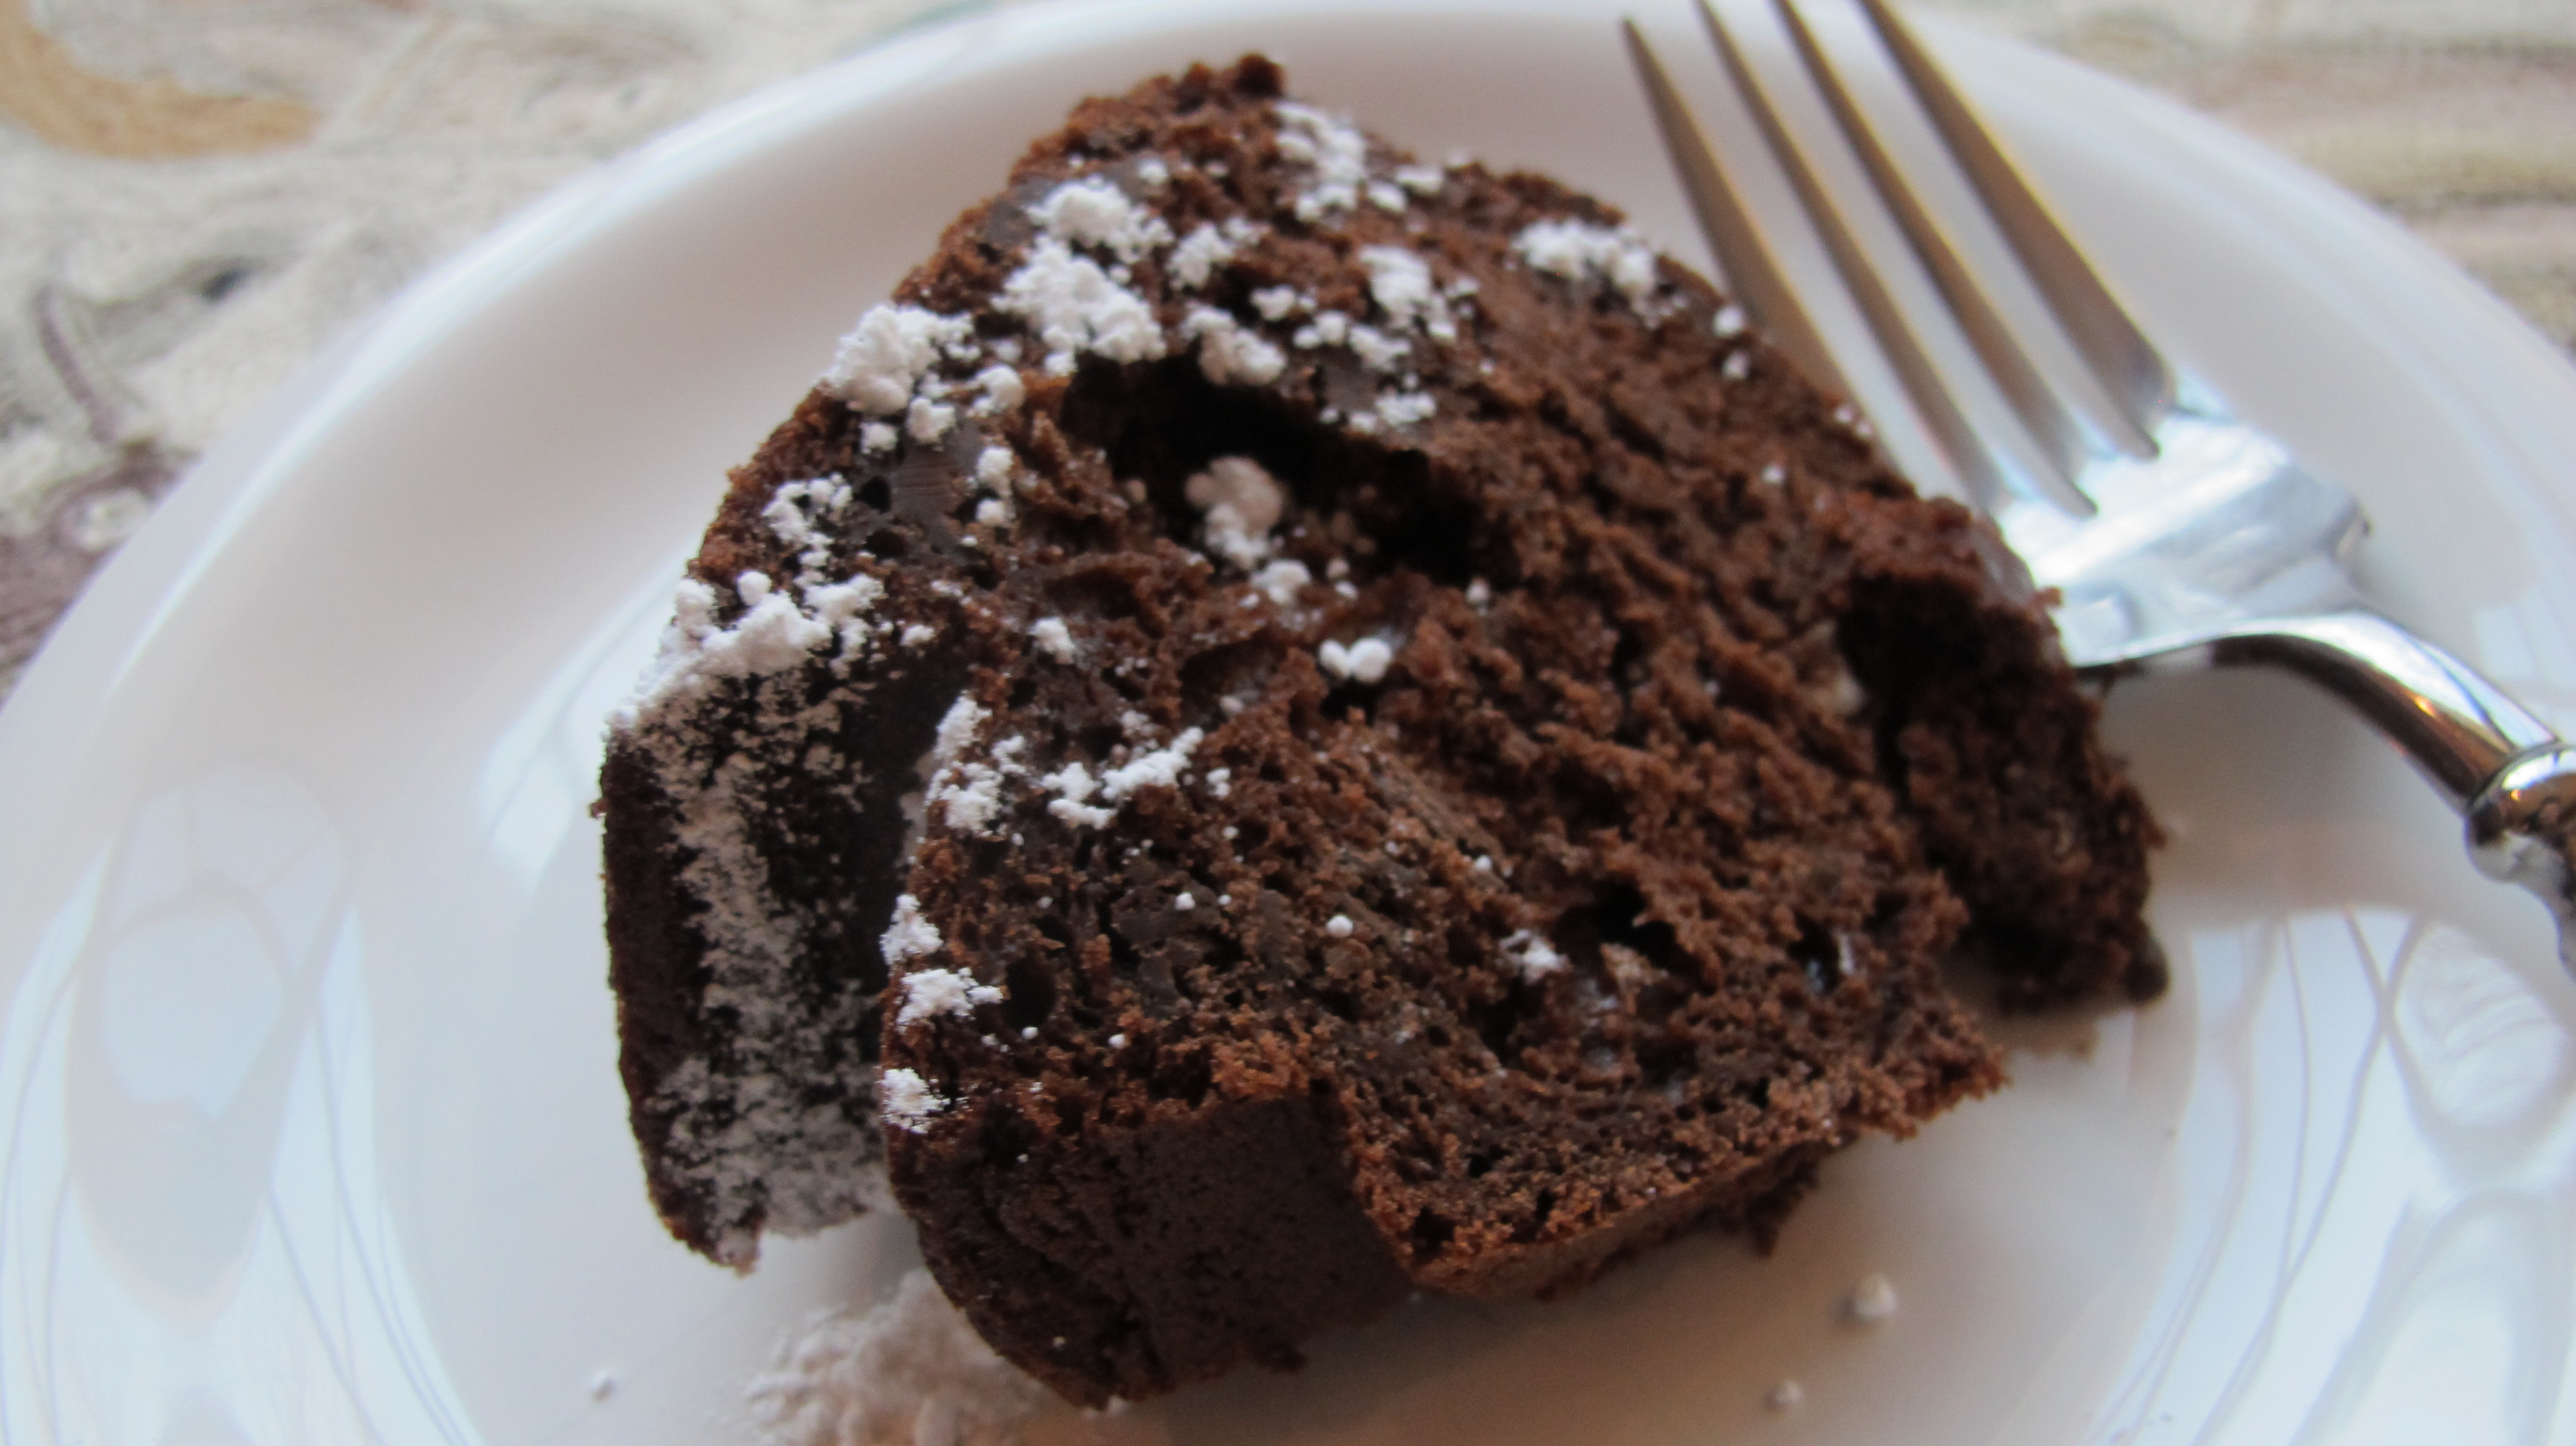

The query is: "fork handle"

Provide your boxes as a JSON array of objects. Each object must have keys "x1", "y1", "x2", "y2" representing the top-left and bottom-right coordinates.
[
  {"x1": 2114, "y1": 608, "x2": 2576, "y2": 969},
  {"x1": 2467, "y1": 746, "x2": 2576, "y2": 969}
]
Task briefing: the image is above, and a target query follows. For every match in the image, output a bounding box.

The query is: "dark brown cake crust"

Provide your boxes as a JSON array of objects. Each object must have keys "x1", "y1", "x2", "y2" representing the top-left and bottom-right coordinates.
[{"x1": 600, "y1": 57, "x2": 2158, "y2": 1404}]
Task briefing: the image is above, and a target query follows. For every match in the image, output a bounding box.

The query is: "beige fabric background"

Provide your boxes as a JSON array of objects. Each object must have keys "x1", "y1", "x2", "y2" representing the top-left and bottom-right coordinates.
[{"x1": 2, "y1": 0, "x2": 2570, "y2": 700}]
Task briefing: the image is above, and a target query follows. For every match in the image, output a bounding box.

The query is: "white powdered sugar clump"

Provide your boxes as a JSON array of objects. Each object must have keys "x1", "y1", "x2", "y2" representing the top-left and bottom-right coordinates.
[
  {"x1": 906, "y1": 395, "x2": 955, "y2": 444},
  {"x1": 1249, "y1": 558, "x2": 1311, "y2": 607},
  {"x1": 612, "y1": 463, "x2": 912, "y2": 1264},
  {"x1": 1181, "y1": 306, "x2": 1287, "y2": 387},
  {"x1": 928, "y1": 728, "x2": 1031, "y2": 838},
  {"x1": 1027, "y1": 177, "x2": 1174, "y2": 263},
  {"x1": 762, "y1": 476, "x2": 849, "y2": 572},
  {"x1": 1272, "y1": 101, "x2": 1373, "y2": 220},
  {"x1": 1344, "y1": 324, "x2": 1410, "y2": 373},
  {"x1": 1350, "y1": 390, "x2": 1436, "y2": 434},
  {"x1": 998, "y1": 237, "x2": 1167, "y2": 376},
  {"x1": 1169, "y1": 216, "x2": 1263, "y2": 289},
  {"x1": 623, "y1": 559, "x2": 884, "y2": 721},
  {"x1": 1289, "y1": 306, "x2": 1412, "y2": 377},
  {"x1": 744, "y1": 1270, "x2": 1048, "y2": 1446},
  {"x1": 968, "y1": 363, "x2": 1025, "y2": 418},
  {"x1": 1038, "y1": 760, "x2": 1114, "y2": 830},
  {"x1": 1514, "y1": 218, "x2": 1665, "y2": 309},
  {"x1": 881, "y1": 894, "x2": 943, "y2": 965},
  {"x1": 1501, "y1": 928, "x2": 1567, "y2": 979},
  {"x1": 877, "y1": 1068, "x2": 950, "y2": 1133},
  {"x1": 930, "y1": 695, "x2": 984, "y2": 764},
  {"x1": 894, "y1": 967, "x2": 1004, "y2": 1027},
  {"x1": 821, "y1": 304, "x2": 976, "y2": 415},
  {"x1": 1185, "y1": 455, "x2": 1285, "y2": 568},
  {"x1": 1037, "y1": 725, "x2": 1205, "y2": 831},
  {"x1": 1395, "y1": 162, "x2": 1446, "y2": 195},
  {"x1": 1251, "y1": 285, "x2": 1305, "y2": 321},
  {"x1": 1318, "y1": 636, "x2": 1394, "y2": 684},
  {"x1": 1101, "y1": 727, "x2": 1204, "y2": 802},
  {"x1": 1358, "y1": 246, "x2": 1457, "y2": 342},
  {"x1": 922, "y1": 698, "x2": 1036, "y2": 839},
  {"x1": 1029, "y1": 616, "x2": 1078, "y2": 663},
  {"x1": 1846, "y1": 1273, "x2": 1900, "y2": 1323}
]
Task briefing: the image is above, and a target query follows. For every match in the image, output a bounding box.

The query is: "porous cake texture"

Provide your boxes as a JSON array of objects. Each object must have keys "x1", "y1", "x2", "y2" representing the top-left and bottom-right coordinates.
[{"x1": 600, "y1": 56, "x2": 2159, "y2": 1406}]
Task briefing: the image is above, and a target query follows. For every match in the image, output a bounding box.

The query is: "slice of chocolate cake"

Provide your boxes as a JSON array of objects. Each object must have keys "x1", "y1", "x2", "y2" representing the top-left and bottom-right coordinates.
[{"x1": 600, "y1": 56, "x2": 2159, "y2": 1404}]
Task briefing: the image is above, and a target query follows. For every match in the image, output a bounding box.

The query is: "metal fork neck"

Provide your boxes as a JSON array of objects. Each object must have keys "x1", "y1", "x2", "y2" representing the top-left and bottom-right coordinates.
[{"x1": 2112, "y1": 609, "x2": 2558, "y2": 808}]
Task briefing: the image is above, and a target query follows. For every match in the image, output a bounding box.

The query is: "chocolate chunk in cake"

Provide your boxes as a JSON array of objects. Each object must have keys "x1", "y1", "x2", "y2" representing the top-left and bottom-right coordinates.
[{"x1": 598, "y1": 56, "x2": 2159, "y2": 1404}]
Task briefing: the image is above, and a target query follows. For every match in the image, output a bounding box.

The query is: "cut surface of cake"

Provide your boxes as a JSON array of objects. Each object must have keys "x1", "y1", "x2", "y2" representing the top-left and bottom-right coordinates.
[{"x1": 599, "y1": 56, "x2": 2160, "y2": 1407}]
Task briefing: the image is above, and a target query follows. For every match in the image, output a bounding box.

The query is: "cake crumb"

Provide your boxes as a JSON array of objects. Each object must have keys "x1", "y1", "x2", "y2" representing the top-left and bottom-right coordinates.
[{"x1": 1845, "y1": 1272, "x2": 1899, "y2": 1324}]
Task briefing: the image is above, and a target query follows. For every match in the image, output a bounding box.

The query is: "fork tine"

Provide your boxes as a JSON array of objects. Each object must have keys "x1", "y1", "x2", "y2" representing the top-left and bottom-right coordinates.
[
  {"x1": 1769, "y1": 0, "x2": 2094, "y2": 504},
  {"x1": 1621, "y1": 19, "x2": 1848, "y2": 398},
  {"x1": 1687, "y1": 0, "x2": 2012, "y2": 512},
  {"x1": 1856, "y1": 0, "x2": 2171, "y2": 453}
]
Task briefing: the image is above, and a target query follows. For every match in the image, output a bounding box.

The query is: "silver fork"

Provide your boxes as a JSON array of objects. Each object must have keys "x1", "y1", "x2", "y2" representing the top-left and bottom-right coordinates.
[{"x1": 1626, "y1": 0, "x2": 2576, "y2": 969}]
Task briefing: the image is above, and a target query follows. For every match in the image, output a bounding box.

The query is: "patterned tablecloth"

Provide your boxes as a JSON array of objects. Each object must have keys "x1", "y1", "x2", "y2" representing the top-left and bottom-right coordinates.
[{"x1": 3, "y1": 0, "x2": 2571, "y2": 700}]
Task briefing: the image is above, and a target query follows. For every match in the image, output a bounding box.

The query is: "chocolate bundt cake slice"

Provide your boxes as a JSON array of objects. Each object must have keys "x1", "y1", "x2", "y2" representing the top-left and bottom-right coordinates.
[{"x1": 599, "y1": 56, "x2": 2159, "y2": 1404}]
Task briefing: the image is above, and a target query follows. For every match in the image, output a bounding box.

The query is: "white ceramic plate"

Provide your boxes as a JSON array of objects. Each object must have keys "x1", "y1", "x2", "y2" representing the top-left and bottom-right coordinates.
[{"x1": 8, "y1": 1, "x2": 2576, "y2": 1441}]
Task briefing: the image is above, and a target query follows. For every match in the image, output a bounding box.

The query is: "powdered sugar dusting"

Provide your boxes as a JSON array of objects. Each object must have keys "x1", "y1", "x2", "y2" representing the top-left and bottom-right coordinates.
[
  {"x1": 1272, "y1": 100, "x2": 1371, "y2": 220},
  {"x1": 1185, "y1": 455, "x2": 1285, "y2": 568},
  {"x1": 1318, "y1": 636, "x2": 1394, "y2": 684},
  {"x1": 998, "y1": 238, "x2": 1167, "y2": 376},
  {"x1": 1250, "y1": 558, "x2": 1311, "y2": 607},
  {"x1": 878, "y1": 1068, "x2": 950, "y2": 1133},
  {"x1": 1029, "y1": 616, "x2": 1078, "y2": 663},
  {"x1": 1027, "y1": 177, "x2": 1174, "y2": 263},
  {"x1": 745, "y1": 1271, "x2": 1049, "y2": 1446},
  {"x1": 1181, "y1": 306, "x2": 1287, "y2": 387},
  {"x1": 1502, "y1": 929, "x2": 1567, "y2": 979},
  {"x1": 821, "y1": 305, "x2": 974, "y2": 415},
  {"x1": 1039, "y1": 760, "x2": 1115, "y2": 830},
  {"x1": 1514, "y1": 218, "x2": 1664, "y2": 309},
  {"x1": 895, "y1": 967, "x2": 1004, "y2": 1027},
  {"x1": 881, "y1": 894, "x2": 943, "y2": 965},
  {"x1": 1359, "y1": 246, "x2": 1457, "y2": 342},
  {"x1": 1170, "y1": 217, "x2": 1263, "y2": 289},
  {"x1": 1100, "y1": 727, "x2": 1203, "y2": 803}
]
